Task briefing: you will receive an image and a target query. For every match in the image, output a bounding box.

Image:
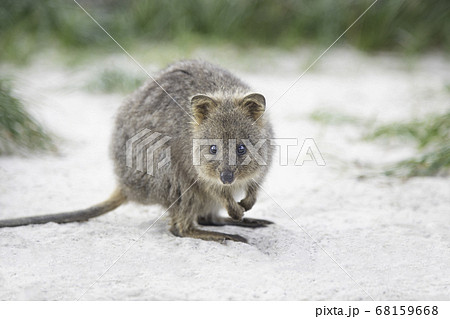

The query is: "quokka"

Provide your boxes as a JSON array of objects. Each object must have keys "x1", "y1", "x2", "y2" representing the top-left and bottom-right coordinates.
[{"x1": 0, "y1": 60, "x2": 274, "y2": 243}]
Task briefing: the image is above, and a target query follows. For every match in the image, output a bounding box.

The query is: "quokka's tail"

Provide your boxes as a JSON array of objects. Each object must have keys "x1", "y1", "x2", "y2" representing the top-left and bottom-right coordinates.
[{"x1": 0, "y1": 188, "x2": 126, "y2": 228}]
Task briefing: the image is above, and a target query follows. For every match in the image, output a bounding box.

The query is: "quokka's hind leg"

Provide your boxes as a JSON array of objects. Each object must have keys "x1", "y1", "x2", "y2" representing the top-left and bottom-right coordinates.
[
  {"x1": 170, "y1": 211, "x2": 247, "y2": 243},
  {"x1": 197, "y1": 213, "x2": 226, "y2": 226},
  {"x1": 198, "y1": 214, "x2": 273, "y2": 228}
]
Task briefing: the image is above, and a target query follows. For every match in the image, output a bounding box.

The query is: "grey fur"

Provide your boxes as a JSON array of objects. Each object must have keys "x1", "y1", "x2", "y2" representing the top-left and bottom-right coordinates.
[{"x1": 1, "y1": 60, "x2": 274, "y2": 243}]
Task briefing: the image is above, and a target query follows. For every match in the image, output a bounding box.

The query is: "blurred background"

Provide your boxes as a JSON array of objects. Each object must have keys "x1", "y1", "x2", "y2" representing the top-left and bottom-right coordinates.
[
  {"x1": 0, "y1": 0, "x2": 449, "y2": 176},
  {"x1": 1, "y1": 0, "x2": 449, "y2": 61}
]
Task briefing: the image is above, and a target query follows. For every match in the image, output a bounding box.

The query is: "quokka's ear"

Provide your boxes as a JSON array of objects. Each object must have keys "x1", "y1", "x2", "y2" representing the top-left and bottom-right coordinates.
[
  {"x1": 191, "y1": 94, "x2": 217, "y2": 124},
  {"x1": 240, "y1": 93, "x2": 266, "y2": 121}
]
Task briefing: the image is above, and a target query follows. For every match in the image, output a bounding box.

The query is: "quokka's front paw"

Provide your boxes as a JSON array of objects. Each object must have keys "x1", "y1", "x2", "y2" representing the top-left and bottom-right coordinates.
[
  {"x1": 227, "y1": 204, "x2": 245, "y2": 221},
  {"x1": 238, "y1": 198, "x2": 255, "y2": 211}
]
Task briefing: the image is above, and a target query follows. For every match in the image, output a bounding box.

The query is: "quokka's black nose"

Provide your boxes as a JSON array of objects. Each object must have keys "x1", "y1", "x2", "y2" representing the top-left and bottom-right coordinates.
[{"x1": 220, "y1": 171, "x2": 234, "y2": 184}]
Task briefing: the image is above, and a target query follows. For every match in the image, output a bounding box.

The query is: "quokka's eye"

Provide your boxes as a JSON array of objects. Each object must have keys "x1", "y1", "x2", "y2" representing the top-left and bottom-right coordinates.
[
  {"x1": 237, "y1": 144, "x2": 246, "y2": 155},
  {"x1": 210, "y1": 145, "x2": 218, "y2": 155}
]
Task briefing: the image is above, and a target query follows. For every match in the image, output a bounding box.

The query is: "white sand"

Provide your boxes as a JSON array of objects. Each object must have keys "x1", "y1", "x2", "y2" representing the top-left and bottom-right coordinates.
[{"x1": 0, "y1": 49, "x2": 449, "y2": 300}]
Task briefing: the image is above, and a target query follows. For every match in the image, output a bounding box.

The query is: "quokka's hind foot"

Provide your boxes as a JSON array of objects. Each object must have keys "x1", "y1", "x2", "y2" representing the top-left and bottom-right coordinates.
[
  {"x1": 198, "y1": 216, "x2": 274, "y2": 228},
  {"x1": 223, "y1": 217, "x2": 273, "y2": 228},
  {"x1": 170, "y1": 226, "x2": 247, "y2": 243}
]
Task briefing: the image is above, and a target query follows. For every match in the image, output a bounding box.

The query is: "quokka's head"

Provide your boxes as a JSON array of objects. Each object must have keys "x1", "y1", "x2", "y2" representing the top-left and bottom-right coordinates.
[{"x1": 190, "y1": 92, "x2": 272, "y2": 186}]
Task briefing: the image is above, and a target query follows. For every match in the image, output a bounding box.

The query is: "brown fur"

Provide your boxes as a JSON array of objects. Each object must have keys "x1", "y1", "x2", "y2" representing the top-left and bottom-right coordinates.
[{"x1": 0, "y1": 60, "x2": 274, "y2": 243}]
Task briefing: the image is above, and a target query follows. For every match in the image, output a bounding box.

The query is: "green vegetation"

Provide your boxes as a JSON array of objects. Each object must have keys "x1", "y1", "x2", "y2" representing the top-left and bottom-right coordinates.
[
  {"x1": 86, "y1": 69, "x2": 146, "y2": 94},
  {"x1": 365, "y1": 112, "x2": 450, "y2": 149},
  {"x1": 1, "y1": 0, "x2": 449, "y2": 63},
  {"x1": 310, "y1": 109, "x2": 450, "y2": 177},
  {"x1": 367, "y1": 112, "x2": 450, "y2": 177},
  {"x1": 0, "y1": 79, "x2": 55, "y2": 155},
  {"x1": 384, "y1": 145, "x2": 450, "y2": 177},
  {"x1": 309, "y1": 109, "x2": 365, "y2": 126}
]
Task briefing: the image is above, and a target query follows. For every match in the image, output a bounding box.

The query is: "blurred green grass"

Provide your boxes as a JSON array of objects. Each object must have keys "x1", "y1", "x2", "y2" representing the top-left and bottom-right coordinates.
[
  {"x1": 310, "y1": 109, "x2": 450, "y2": 177},
  {"x1": 1, "y1": 0, "x2": 449, "y2": 64},
  {"x1": 309, "y1": 109, "x2": 365, "y2": 126},
  {"x1": 366, "y1": 112, "x2": 450, "y2": 177},
  {"x1": 384, "y1": 145, "x2": 450, "y2": 177},
  {"x1": 0, "y1": 78, "x2": 55, "y2": 155},
  {"x1": 85, "y1": 68, "x2": 146, "y2": 94},
  {"x1": 365, "y1": 112, "x2": 450, "y2": 149}
]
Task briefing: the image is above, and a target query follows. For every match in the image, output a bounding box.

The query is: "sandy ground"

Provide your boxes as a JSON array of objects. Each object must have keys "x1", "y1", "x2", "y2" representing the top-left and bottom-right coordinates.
[{"x1": 0, "y1": 49, "x2": 449, "y2": 300}]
